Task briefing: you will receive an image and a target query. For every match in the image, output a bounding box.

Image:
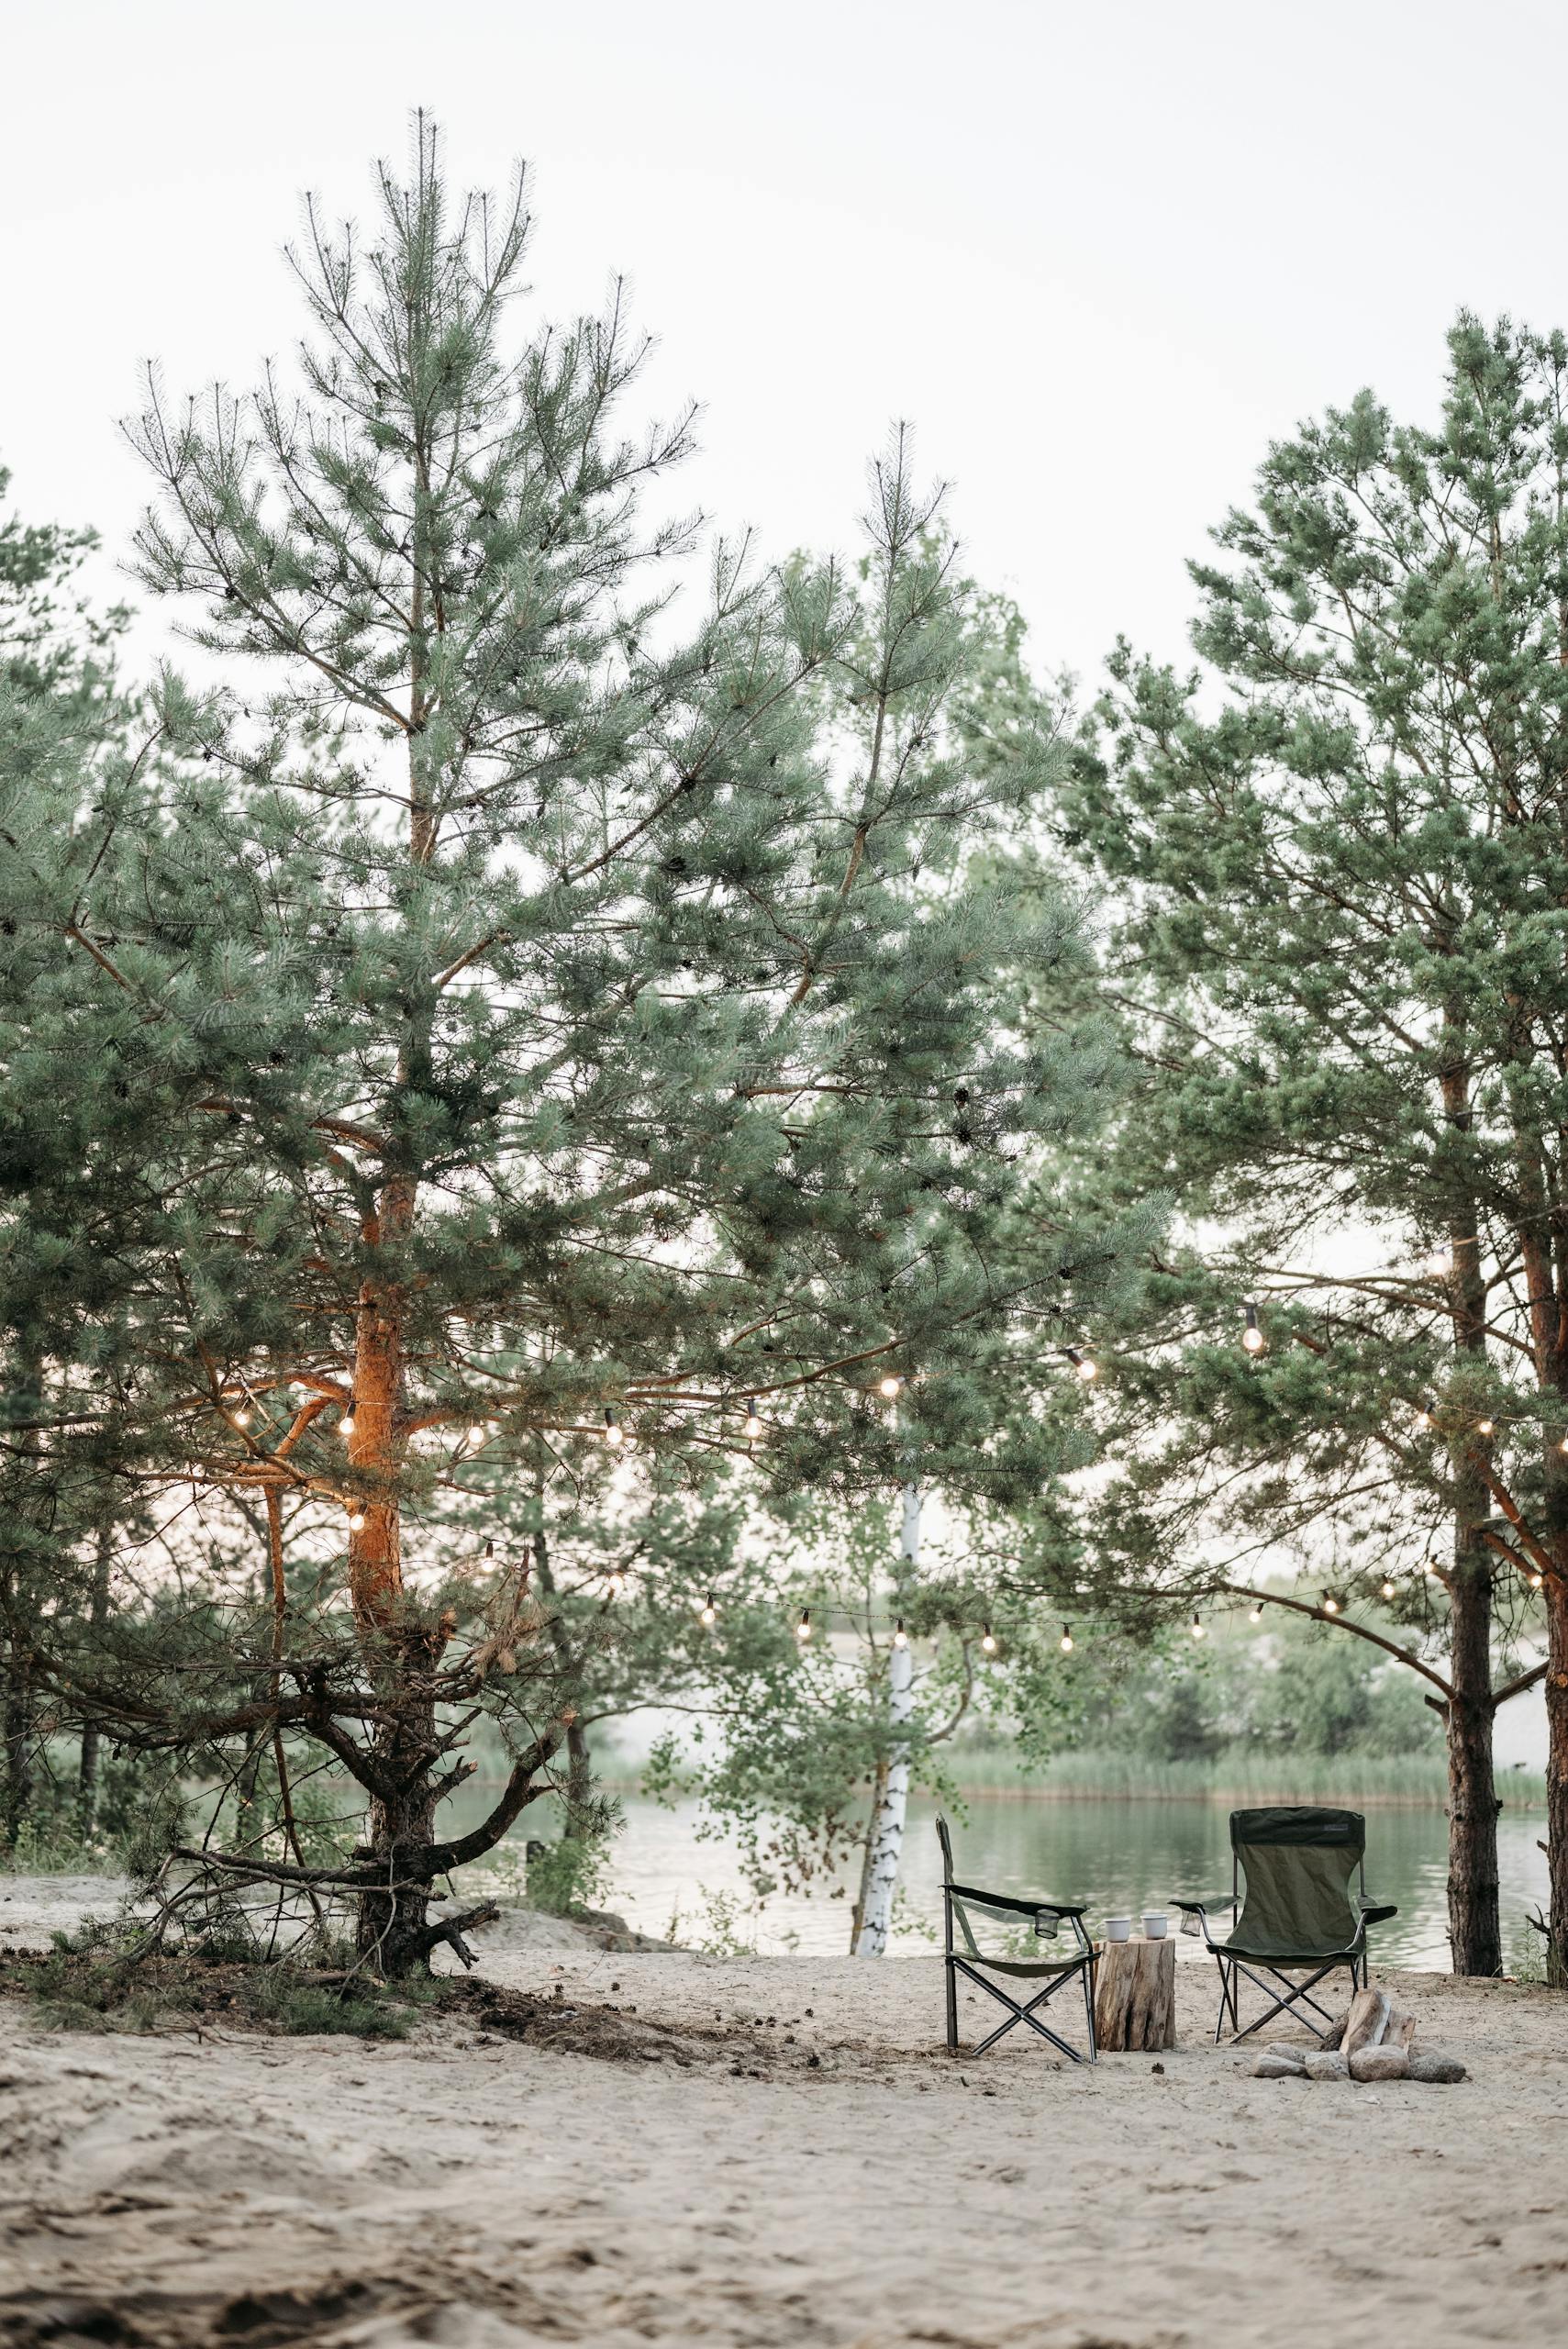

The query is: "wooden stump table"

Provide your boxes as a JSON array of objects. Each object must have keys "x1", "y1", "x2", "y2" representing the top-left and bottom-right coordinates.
[{"x1": 1094, "y1": 1934, "x2": 1176, "y2": 2051}]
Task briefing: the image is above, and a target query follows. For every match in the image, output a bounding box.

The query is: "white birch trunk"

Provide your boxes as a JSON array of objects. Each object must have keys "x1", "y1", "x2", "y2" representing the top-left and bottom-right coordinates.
[{"x1": 858, "y1": 1478, "x2": 919, "y2": 1957}]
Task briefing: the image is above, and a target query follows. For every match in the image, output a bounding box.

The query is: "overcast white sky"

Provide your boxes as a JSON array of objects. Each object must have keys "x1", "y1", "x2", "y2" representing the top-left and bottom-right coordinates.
[{"x1": 7, "y1": 0, "x2": 1568, "y2": 688}]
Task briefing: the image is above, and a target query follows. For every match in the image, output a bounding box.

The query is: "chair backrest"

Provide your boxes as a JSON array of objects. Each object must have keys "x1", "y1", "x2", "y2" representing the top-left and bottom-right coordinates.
[
  {"x1": 1230, "y1": 1807, "x2": 1364, "y2": 1957},
  {"x1": 936, "y1": 1812, "x2": 955, "y2": 1885}
]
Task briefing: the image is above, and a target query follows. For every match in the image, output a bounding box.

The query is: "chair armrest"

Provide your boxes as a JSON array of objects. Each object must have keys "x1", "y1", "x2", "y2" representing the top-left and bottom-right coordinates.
[
  {"x1": 948, "y1": 1881, "x2": 1088, "y2": 1920},
  {"x1": 1360, "y1": 1900, "x2": 1398, "y2": 1926}
]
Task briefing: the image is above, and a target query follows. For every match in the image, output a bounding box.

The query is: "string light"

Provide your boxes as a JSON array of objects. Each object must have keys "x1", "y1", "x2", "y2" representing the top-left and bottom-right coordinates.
[
  {"x1": 1323, "y1": 1594, "x2": 1340, "y2": 1615},
  {"x1": 1381, "y1": 1579, "x2": 1396, "y2": 1600},
  {"x1": 1415, "y1": 1406, "x2": 1434, "y2": 1431},
  {"x1": 604, "y1": 1407, "x2": 623, "y2": 1448},
  {"x1": 1241, "y1": 1303, "x2": 1265, "y2": 1354},
  {"x1": 484, "y1": 1539, "x2": 495, "y2": 1561},
  {"x1": 348, "y1": 1508, "x2": 366, "y2": 1533},
  {"x1": 893, "y1": 1619, "x2": 908, "y2": 1648},
  {"x1": 1065, "y1": 1347, "x2": 1099, "y2": 1382},
  {"x1": 878, "y1": 1375, "x2": 904, "y2": 1400},
  {"x1": 1477, "y1": 1419, "x2": 1494, "y2": 1436},
  {"x1": 1557, "y1": 1434, "x2": 1568, "y2": 1455},
  {"x1": 467, "y1": 1423, "x2": 485, "y2": 1447},
  {"x1": 743, "y1": 1410, "x2": 763, "y2": 1441},
  {"x1": 795, "y1": 1607, "x2": 812, "y2": 1642},
  {"x1": 606, "y1": 1567, "x2": 627, "y2": 1595},
  {"x1": 1421, "y1": 1248, "x2": 1451, "y2": 1279},
  {"x1": 980, "y1": 1626, "x2": 997, "y2": 1654},
  {"x1": 340, "y1": 1412, "x2": 356, "y2": 1438},
  {"x1": 1529, "y1": 1571, "x2": 1545, "y2": 1590},
  {"x1": 1248, "y1": 1603, "x2": 1263, "y2": 1623},
  {"x1": 1190, "y1": 1614, "x2": 1206, "y2": 1640},
  {"x1": 232, "y1": 1406, "x2": 251, "y2": 1429},
  {"x1": 699, "y1": 1593, "x2": 717, "y2": 1626},
  {"x1": 1059, "y1": 1624, "x2": 1074, "y2": 1653}
]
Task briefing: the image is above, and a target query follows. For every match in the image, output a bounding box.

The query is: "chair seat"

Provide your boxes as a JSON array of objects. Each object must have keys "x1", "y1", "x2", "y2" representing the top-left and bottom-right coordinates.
[
  {"x1": 961, "y1": 1952, "x2": 1092, "y2": 1980},
  {"x1": 1213, "y1": 1938, "x2": 1359, "y2": 1966}
]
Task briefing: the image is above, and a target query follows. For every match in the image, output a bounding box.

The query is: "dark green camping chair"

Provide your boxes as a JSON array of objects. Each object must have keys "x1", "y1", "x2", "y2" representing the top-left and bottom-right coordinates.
[
  {"x1": 937, "y1": 1815, "x2": 1097, "y2": 2064},
  {"x1": 1174, "y1": 1806, "x2": 1397, "y2": 2044}
]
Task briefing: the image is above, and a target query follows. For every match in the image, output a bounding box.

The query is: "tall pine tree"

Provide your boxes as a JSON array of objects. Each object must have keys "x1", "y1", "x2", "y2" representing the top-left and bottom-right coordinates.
[
  {"x1": 1059, "y1": 315, "x2": 1568, "y2": 1978},
  {"x1": 16, "y1": 123, "x2": 1150, "y2": 1973}
]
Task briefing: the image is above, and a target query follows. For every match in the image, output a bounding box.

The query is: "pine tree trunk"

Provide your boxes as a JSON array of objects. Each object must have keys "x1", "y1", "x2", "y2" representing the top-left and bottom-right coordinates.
[
  {"x1": 77, "y1": 1519, "x2": 114, "y2": 1834},
  {"x1": 2, "y1": 1655, "x2": 32, "y2": 1847},
  {"x1": 1444, "y1": 1551, "x2": 1502, "y2": 1976},
  {"x1": 1545, "y1": 1571, "x2": 1568, "y2": 1987},
  {"x1": 347, "y1": 1171, "x2": 439, "y2": 1975},
  {"x1": 1442, "y1": 1179, "x2": 1503, "y2": 1976},
  {"x1": 565, "y1": 1720, "x2": 592, "y2": 1821}
]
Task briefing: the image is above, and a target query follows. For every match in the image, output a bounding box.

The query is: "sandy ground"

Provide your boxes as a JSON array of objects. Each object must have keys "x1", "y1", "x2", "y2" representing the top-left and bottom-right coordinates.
[{"x1": 2, "y1": 1880, "x2": 1566, "y2": 2348}]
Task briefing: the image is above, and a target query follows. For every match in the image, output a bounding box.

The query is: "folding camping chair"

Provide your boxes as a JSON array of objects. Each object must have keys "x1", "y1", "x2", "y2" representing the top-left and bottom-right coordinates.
[
  {"x1": 937, "y1": 1815, "x2": 1097, "y2": 2064},
  {"x1": 1173, "y1": 1806, "x2": 1397, "y2": 2044}
]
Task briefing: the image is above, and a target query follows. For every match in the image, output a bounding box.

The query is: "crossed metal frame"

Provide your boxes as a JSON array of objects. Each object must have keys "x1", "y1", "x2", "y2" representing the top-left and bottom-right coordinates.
[
  {"x1": 1207, "y1": 1933, "x2": 1369, "y2": 2044},
  {"x1": 944, "y1": 1940, "x2": 1099, "y2": 2063}
]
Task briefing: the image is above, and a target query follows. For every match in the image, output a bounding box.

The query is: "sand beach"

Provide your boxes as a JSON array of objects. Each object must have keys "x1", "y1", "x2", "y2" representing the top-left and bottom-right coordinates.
[{"x1": 2, "y1": 1882, "x2": 1564, "y2": 2348}]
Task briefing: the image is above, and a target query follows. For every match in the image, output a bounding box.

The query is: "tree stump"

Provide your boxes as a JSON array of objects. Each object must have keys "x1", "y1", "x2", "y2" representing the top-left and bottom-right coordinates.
[{"x1": 1094, "y1": 1935, "x2": 1176, "y2": 2051}]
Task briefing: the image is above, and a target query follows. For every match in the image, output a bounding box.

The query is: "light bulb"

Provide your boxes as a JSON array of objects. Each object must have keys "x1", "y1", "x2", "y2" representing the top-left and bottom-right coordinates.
[
  {"x1": 1415, "y1": 1408, "x2": 1433, "y2": 1431},
  {"x1": 1241, "y1": 1304, "x2": 1264, "y2": 1353},
  {"x1": 1065, "y1": 1347, "x2": 1098, "y2": 1382},
  {"x1": 1323, "y1": 1595, "x2": 1340, "y2": 1615},
  {"x1": 340, "y1": 1413, "x2": 356, "y2": 1438},
  {"x1": 796, "y1": 1608, "x2": 812, "y2": 1642},
  {"x1": 467, "y1": 1424, "x2": 484, "y2": 1447},
  {"x1": 980, "y1": 1628, "x2": 997, "y2": 1655},
  {"x1": 1190, "y1": 1615, "x2": 1206, "y2": 1640},
  {"x1": 604, "y1": 1408, "x2": 623, "y2": 1447},
  {"x1": 743, "y1": 1411, "x2": 763, "y2": 1441},
  {"x1": 606, "y1": 1569, "x2": 626, "y2": 1595},
  {"x1": 1422, "y1": 1249, "x2": 1451, "y2": 1279},
  {"x1": 699, "y1": 1594, "x2": 717, "y2": 1626},
  {"x1": 1248, "y1": 1605, "x2": 1263, "y2": 1623},
  {"x1": 1559, "y1": 1435, "x2": 1568, "y2": 1455},
  {"x1": 232, "y1": 1408, "x2": 250, "y2": 1429},
  {"x1": 878, "y1": 1375, "x2": 903, "y2": 1400},
  {"x1": 348, "y1": 1509, "x2": 366, "y2": 1533},
  {"x1": 893, "y1": 1619, "x2": 907, "y2": 1648},
  {"x1": 1059, "y1": 1625, "x2": 1074, "y2": 1653},
  {"x1": 1381, "y1": 1579, "x2": 1396, "y2": 1600},
  {"x1": 1529, "y1": 1571, "x2": 1545, "y2": 1589},
  {"x1": 1477, "y1": 1419, "x2": 1493, "y2": 1436}
]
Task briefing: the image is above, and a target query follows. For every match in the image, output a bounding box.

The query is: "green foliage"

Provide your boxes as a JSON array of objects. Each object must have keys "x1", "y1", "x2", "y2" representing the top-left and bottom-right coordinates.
[{"x1": 524, "y1": 1826, "x2": 616, "y2": 1917}]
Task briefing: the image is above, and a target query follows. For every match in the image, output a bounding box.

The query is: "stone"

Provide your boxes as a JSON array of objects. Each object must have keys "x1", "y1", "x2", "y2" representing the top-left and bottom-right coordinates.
[
  {"x1": 1349, "y1": 2044, "x2": 1409, "y2": 2082},
  {"x1": 1304, "y1": 2050, "x2": 1350, "y2": 2080},
  {"x1": 1252, "y1": 2049, "x2": 1308, "y2": 2078},
  {"x1": 1407, "y1": 2049, "x2": 1467, "y2": 2084}
]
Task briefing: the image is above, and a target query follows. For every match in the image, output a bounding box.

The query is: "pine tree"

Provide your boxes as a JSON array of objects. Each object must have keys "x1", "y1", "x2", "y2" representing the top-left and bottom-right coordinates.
[
  {"x1": 0, "y1": 462, "x2": 139, "y2": 1852},
  {"x1": 1057, "y1": 314, "x2": 1568, "y2": 1978},
  {"x1": 16, "y1": 123, "x2": 1148, "y2": 1974}
]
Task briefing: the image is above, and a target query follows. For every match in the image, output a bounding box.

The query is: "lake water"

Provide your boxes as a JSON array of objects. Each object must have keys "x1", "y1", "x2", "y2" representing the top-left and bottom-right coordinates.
[{"x1": 459, "y1": 1787, "x2": 1551, "y2": 1973}]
